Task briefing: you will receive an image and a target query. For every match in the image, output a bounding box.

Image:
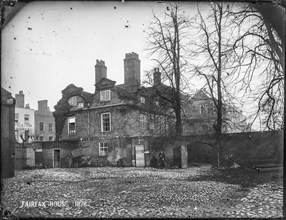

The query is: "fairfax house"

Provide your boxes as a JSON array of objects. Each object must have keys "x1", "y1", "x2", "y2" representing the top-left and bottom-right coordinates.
[
  {"x1": 54, "y1": 52, "x2": 175, "y2": 167},
  {"x1": 53, "y1": 52, "x2": 248, "y2": 167}
]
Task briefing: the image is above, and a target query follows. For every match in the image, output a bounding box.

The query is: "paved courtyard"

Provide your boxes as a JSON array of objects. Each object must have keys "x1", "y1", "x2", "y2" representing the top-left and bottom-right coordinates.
[{"x1": 1, "y1": 165, "x2": 283, "y2": 218}]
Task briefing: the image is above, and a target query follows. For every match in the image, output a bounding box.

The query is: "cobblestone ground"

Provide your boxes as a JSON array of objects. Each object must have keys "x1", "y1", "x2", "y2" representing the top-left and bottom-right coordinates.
[{"x1": 1, "y1": 165, "x2": 283, "y2": 218}]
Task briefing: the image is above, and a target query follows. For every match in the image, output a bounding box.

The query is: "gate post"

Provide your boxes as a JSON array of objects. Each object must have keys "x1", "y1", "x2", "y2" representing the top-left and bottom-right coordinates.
[{"x1": 181, "y1": 145, "x2": 188, "y2": 168}]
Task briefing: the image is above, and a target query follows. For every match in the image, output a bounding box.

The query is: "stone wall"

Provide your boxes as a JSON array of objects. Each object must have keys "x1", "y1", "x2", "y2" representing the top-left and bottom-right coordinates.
[{"x1": 148, "y1": 131, "x2": 283, "y2": 168}]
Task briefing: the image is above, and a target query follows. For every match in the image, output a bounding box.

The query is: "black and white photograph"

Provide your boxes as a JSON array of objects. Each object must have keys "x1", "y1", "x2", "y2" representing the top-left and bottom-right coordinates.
[{"x1": 1, "y1": 0, "x2": 284, "y2": 218}]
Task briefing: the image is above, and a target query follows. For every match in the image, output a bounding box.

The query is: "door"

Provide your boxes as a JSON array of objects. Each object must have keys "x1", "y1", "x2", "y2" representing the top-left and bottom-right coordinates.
[
  {"x1": 35, "y1": 149, "x2": 43, "y2": 167},
  {"x1": 135, "y1": 145, "x2": 145, "y2": 167},
  {"x1": 173, "y1": 146, "x2": 181, "y2": 168},
  {"x1": 54, "y1": 150, "x2": 60, "y2": 168}
]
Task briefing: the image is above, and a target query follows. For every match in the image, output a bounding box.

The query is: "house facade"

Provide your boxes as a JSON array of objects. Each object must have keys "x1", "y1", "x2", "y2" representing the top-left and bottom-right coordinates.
[
  {"x1": 54, "y1": 52, "x2": 248, "y2": 167},
  {"x1": 15, "y1": 91, "x2": 35, "y2": 143},
  {"x1": 35, "y1": 100, "x2": 55, "y2": 141},
  {"x1": 54, "y1": 53, "x2": 173, "y2": 167}
]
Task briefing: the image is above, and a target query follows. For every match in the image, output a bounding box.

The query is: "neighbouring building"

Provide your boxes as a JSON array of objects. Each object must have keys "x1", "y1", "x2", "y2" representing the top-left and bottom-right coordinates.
[
  {"x1": 35, "y1": 100, "x2": 55, "y2": 141},
  {"x1": 1, "y1": 87, "x2": 15, "y2": 178},
  {"x1": 184, "y1": 89, "x2": 248, "y2": 134},
  {"x1": 15, "y1": 91, "x2": 35, "y2": 143}
]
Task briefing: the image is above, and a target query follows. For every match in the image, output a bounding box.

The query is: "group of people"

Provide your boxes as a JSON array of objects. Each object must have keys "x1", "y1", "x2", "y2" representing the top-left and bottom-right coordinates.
[{"x1": 150, "y1": 151, "x2": 166, "y2": 168}]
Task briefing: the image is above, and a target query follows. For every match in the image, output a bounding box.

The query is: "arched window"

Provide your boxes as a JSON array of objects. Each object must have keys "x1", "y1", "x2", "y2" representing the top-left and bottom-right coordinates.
[{"x1": 202, "y1": 124, "x2": 209, "y2": 132}]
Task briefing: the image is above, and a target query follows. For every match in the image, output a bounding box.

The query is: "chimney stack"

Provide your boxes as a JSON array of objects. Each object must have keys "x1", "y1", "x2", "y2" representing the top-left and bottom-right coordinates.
[
  {"x1": 95, "y1": 60, "x2": 107, "y2": 85},
  {"x1": 15, "y1": 91, "x2": 24, "y2": 108},
  {"x1": 38, "y1": 100, "x2": 48, "y2": 111},
  {"x1": 124, "y1": 52, "x2": 140, "y2": 91},
  {"x1": 25, "y1": 104, "x2": 30, "y2": 109},
  {"x1": 153, "y1": 68, "x2": 161, "y2": 87}
]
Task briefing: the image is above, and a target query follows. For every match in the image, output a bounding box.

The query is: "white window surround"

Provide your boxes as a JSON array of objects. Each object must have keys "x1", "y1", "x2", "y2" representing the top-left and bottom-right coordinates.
[
  {"x1": 68, "y1": 96, "x2": 77, "y2": 106},
  {"x1": 100, "y1": 90, "x2": 111, "y2": 102},
  {"x1": 101, "y1": 112, "x2": 111, "y2": 132},
  {"x1": 140, "y1": 96, "x2": 145, "y2": 104},
  {"x1": 99, "y1": 142, "x2": 108, "y2": 156},
  {"x1": 68, "y1": 117, "x2": 76, "y2": 134}
]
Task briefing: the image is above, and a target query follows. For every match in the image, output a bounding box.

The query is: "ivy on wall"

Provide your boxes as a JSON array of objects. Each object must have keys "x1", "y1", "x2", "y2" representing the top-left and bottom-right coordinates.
[{"x1": 53, "y1": 97, "x2": 72, "y2": 141}]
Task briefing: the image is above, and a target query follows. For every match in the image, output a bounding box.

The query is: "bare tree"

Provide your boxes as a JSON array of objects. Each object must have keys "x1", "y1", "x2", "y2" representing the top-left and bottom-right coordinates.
[
  {"x1": 229, "y1": 2, "x2": 284, "y2": 130},
  {"x1": 145, "y1": 2, "x2": 191, "y2": 137},
  {"x1": 190, "y1": 2, "x2": 245, "y2": 167}
]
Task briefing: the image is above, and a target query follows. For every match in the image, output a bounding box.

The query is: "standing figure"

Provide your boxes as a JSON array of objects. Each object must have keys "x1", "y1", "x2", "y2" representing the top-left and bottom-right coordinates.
[{"x1": 158, "y1": 151, "x2": 166, "y2": 168}]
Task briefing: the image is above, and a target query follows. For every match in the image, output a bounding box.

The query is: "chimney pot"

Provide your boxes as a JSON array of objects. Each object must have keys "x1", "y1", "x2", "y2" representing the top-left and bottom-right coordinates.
[
  {"x1": 153, "y1": 68, "x2": 161, "y2": 87},
  {"x1": 95, "y1": 59, "x2": 107, "y2": 85}
]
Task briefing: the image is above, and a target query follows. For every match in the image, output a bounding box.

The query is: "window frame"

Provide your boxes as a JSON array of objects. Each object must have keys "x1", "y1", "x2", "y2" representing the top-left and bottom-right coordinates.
[
  {"x1": 15, "y1": 113, "x2": 19, "y2": 123},
  {"x1": 101, "y1": 112, "x2": 111, "y2": 132},
  {"x1": 99, "y1": 142, "x2": 108, "y2": 156},
  {"x1": 139, "y1": 113, "x2": 148, "y2": 130},
  {"x1": 48, "y1": 123, "x2": 53, "y2": 132},
  {"x1": 68, "y1": 117, "x2": 76, "y2": 134},
  {"x1": 39, "y1": 122, "x2": 44, "y2": 131},
  {"x1": 100, "y1": 90, "x2": 111, "y2": 102},
  {"x1": 24, "y1": 114, "x2": 30, "y2": 123},
  {"x1": 68, "y1": 96, "x2": 77, "y2": 106},
  {"x1": 140, "y1": 96, "x2": 145, "y2": 104}
]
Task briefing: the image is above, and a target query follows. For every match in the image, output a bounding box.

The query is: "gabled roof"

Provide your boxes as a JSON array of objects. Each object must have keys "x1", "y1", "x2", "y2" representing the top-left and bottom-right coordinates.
[
  {"x1": 191, "y1": 89, "x2": 211, "y2": 100},
  {"x1": 95, "y1": 78, "x2": 116, "y2": 90}
]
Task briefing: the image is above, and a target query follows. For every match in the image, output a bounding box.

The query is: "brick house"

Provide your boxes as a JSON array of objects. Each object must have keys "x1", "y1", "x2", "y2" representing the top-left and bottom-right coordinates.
[
  {"x1": 184, "y1": 89, "x2": 248, "y2": 135},
  {"x1": 14, "y1": 91, "x2": 35, "y2": 143},
  {"x1": 54, "y1": 52, "x2": 175, "y2": 167},
  {"x1": 35, "y1": 100, "x2": 55, "y2": 141},
  {"x1": 53, "y1": 52, "x2": 248, "y2": 168}
]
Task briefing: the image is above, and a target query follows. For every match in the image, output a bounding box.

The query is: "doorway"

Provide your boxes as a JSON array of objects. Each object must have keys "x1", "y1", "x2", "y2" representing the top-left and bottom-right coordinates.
[
  {"x1": 54, "y1": 150, "x2": 60, "y2": 168},
  {"x1": 135, "y1": 145, "x2": 145, "y2": 167}
]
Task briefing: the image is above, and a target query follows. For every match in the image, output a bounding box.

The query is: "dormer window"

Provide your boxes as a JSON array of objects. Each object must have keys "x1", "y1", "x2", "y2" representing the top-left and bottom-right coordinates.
[
  {"x1": 68, "y1": 96, "x2": 84, "y2": 107},
  {"x1": 140, "y1": 97, "x2": 145, "y2": 104},
  {"x1": 100, "y1": 90, "x2": 111, "y2": 102},
  {"x1": 68, "y1": 96, "x2": 77, "y2": 106}
]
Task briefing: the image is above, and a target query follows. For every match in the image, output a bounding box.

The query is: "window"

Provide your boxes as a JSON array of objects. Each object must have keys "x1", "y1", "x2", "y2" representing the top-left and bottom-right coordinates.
[
  {"x1": 100, "y1": 90, "x2": 111, "y2": 102},
  {"x1": 140, "y1": 97, "x2": 145, "y2": 104},
  {"x1": 78, "y1": 102, "x2": 84, "y2": 108},
  {"x1": 202, "y1": 124, "x2": 209, "y2": 132},
  {"x1": 200, "y1": 104, "x2": 208, "y2": 115},
  {"x1": 68, "y1": 96, "x2": 77, "y2": 106},
  {"x1": 139, "y1": 114, "x2": 148, "y2": 130},
  {"x1": 101, "y1": 113, "x2": 111, "y2": 132},
  {"x1": 39, "y1": 136, "x2": 44, "y2": 141},
  {"x1": 49, "y1": 123, "x2": 53, "y2": 131},
  {"x1": 15, "y1": 113, "x2": 19, "y2": 123},
  {"x1": 39, "y1": 122, "x2": 44, "y2": 131},
  {"x1": 49, "y1": 136, "x2": 53, "y2": 141},
  {"x1": 99, "y1": 142, "x2": 108, "y2": 156},
  {"x1": 24, "y1": 114, "x2": 29, "y2": 123},
  {"x1": 68, "y1": 117, "x2": 76, "y2": 134}
]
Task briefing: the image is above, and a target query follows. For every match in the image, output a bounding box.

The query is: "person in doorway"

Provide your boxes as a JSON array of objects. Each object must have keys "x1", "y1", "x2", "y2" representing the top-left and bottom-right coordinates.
[
  {"x1": 158, "y1": 151, "x2": 166, "y2": 168},
  {"x1": 150, "y1": 155, "x2": 158, "y2": 168}
]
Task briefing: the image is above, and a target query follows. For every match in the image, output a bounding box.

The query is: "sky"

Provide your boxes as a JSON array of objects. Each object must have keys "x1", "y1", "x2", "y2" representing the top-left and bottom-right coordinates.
[
  {"x1": 3, "y1": 1, "x2": 191, "y2": 110},
  {"x1": 1, "y1": 1, "x2": 273, "y2": 131}
]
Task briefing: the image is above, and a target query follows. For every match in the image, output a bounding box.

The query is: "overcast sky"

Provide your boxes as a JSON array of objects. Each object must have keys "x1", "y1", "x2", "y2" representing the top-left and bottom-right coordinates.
[
  {"x1": 2, "y1": 1, "x2": 267, "y2": 130},
  {"x1": 3, "y1": 1, "x2": 194, "y2": 110}
]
